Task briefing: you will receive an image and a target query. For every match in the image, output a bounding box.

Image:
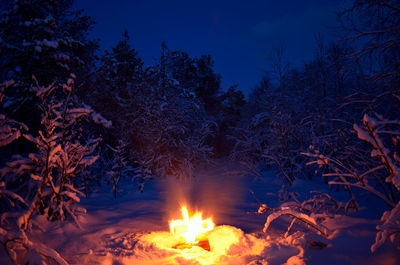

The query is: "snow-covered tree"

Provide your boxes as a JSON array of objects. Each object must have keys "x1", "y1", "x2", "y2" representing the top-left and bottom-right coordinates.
[
  {"x1": 231, "y1": 75, "x2": 310, "y2": 184},
  {"x1": 93, "y1": 39, "x2": 217, "y2": 182},
  {"x1": 106, "y1": 140, "x2": 135, "y2": 198},
  {"x1": 0, "y1": 0, "x2": 98, "y2": 136},
  {"x1": 129, "y1": 83, "x2": 214, "y2": 179},
  {"x1": 93, "y1": 31, "x2": 144, "y2": 114},
  {"x1": 0, "y1": 75, "x2": 109, "y2": 264},
  {"x1": 231, "y1": 33, "x2": 364, "y2": 185},
  {"x1": 214, "y1": 86, "x2": 246, "y2": 156},
  {"x1": 0, "y1": 80, "x2": 27, "y2": 147},
  {"x1": 156, "y1": 45, "x2": 224, "y2": 116},
  {"x1": 0, "y1": 0, "x2": 97, "y2": 86},
  {"x1": 304, "y1": 111, "x2": 400, "y2": 251}
]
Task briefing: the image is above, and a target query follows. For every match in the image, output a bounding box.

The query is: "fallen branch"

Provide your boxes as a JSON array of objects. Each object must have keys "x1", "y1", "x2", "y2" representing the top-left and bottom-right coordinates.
[
  {"x1": 260, "y1": 206, "x2": 331, "y2": 238},
  {"x1": 250, "y1": 191, "x2": 332, "y2": 238}
]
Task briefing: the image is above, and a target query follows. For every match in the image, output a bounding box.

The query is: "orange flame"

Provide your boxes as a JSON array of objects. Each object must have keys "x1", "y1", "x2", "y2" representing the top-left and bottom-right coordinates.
[{"x1": 169, "y1": 206, "x2": 215, "y2": 243}]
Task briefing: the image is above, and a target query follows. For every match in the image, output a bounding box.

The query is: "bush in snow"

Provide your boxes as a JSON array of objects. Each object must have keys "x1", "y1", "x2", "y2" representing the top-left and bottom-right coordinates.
[
  {"x1": 0, "y1": 75, "x2": 109, "y2": 264},
  {"x1": 304, "y1": 110, "x2": 400, "y2": 251}
]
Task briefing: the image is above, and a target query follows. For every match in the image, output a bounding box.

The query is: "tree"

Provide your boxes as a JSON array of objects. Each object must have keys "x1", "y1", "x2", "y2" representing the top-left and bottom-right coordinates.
[
  {"x1": 221, "y1": 86, "x2": 246, "y2": 126},
  {"x1": 0, "y1": 0, "x2": 98, "y2": 132},
  {"x1": 339, "y1": 0, "x2": 400, "y2": 88},
  {"x1": 194, "y1": 55, "x2": 223, "y2": 116},
  {"x1": 128, "y1": 83, "x2": 214, "y2": 179},
  {"x1": 154, "y1": 44, "x2": 223, "y2": 117},
  {"x1": 93, "y1": 39, "x2": 216, "y2": 181},
  {"x1": 92, "y1": 30, "x2": 144, "y2": 142},
  {"x1": 106, "y1": 140, "x2": 134, "y2": 198},
  {"x1": 269, "y1": 45, "x2": 290, "y2": 88},
  {"x1": 97, "y1": 30, "x2": 144, "y2": 94},
  {"x1": 0, "y1": 0, "x2": 97, "y2": 86},
  {"x1": 304, "y1": 111, "x2": 400, "y2": 251},
  {"x1": 215, "y1": 86, "x2": 246, "y2": 155},
  {"x1": 0, "y1": 76, "x2": 109, "y2": 264},
  {"x1": 0, "y1": 80, "x2": 27, "y2": 147}
]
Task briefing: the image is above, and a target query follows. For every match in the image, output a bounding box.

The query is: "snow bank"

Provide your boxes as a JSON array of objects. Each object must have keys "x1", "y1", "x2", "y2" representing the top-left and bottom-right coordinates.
[{"x1": 95, "y1": 225, "x2": 302, "y2": 265}]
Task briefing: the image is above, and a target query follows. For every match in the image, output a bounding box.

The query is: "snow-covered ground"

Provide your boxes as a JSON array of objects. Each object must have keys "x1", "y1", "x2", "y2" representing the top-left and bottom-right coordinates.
[{"x1": 1, "y1": 160, "x2": 399, "y2": 264}]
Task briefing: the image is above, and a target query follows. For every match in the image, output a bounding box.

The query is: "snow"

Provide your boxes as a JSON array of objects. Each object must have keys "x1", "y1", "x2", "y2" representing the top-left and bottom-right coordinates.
[
  {"x1": 261, "y1": 208, "x2": 331, "y2": 238},
  {"x1": 1, "y1": 80, "x2": 14, "y2": 88},
  {"x1": 372, "y1": 202, "x2": 400, "y2": 252},
  {"x1": 0, "y1": 125, "x2": 21, "y2": 147},
  {"x1": 91, "y1": 112, "x2": 112, "y2": 128},
  {"x1": 0, "y1": 161, "x2": 398, "y2": 264},
  {"x1": 40, "y1": 39, "x2": 58, "y2": 48},
  {"x1": 131, "y1": 225, "x2": 278, "y2": 265}
]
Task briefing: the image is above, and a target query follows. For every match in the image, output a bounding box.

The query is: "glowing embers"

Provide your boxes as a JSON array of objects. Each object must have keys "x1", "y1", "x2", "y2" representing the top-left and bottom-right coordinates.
[{"x1": 169, "y1": 206, "x2": 214, "y2": 250}]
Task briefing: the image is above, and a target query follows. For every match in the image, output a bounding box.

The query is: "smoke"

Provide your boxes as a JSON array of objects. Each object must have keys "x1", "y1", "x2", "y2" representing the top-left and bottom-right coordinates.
[{"x1": 159, "y1": 161, "x2": 248, "y2": 226}]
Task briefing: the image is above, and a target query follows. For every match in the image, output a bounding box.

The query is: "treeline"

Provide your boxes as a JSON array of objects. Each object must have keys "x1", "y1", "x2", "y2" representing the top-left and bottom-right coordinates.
[
  {"x1": 0, "y1": 0, "x2": 246, "y2": 192},
  {"x1": 233, "y1": 0, "x2": 400, "y2": 252},
  {"x1": 87, "y1": 36, "x2": 246, "y2": 184},
  {"x1": 233, "y1": 0, "x2": 400, "y2": 194}
]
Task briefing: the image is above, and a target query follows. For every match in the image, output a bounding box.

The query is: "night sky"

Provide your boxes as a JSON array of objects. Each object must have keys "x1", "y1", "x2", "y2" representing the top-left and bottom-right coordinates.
[{"x1": 74, "y1": 0, "x2": 343, "y2": 94}]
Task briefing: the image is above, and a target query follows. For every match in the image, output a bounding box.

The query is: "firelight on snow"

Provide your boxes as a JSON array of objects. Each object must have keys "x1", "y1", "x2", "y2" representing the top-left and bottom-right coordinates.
[
  {"x1": 169, "y1": 206, "x2": 215, "y2": 245},
  {"x1": 135, "y1": 204, "x2": 277, "y2": 264}
]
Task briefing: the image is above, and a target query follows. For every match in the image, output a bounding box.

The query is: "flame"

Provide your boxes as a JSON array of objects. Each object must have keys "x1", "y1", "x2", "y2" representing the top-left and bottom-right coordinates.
[{"x1": 169, "y1": 206, "x2": 215, "y2": 243}]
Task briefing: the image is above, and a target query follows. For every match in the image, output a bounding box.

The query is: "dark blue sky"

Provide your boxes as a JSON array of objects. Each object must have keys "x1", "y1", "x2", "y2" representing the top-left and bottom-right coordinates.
[{"x1": 74, "y1": 0, "x2": 343, "y2": 94}]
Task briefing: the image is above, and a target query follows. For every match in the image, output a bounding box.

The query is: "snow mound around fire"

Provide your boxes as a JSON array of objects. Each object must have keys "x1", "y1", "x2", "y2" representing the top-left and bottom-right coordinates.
[{"x1": 99, "y1": 225, "x2": 304, "y2": 265}]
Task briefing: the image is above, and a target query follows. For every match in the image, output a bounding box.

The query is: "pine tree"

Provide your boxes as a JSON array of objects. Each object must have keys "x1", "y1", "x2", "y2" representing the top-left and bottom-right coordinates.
[
  {"x1": 0, "y1": 0, "x2": 98, "y2": 131},
  {"x1": 154, "y1": 44, "x2": 223, "y2": 116},
  {"x1": 92, "y1": 31, "x2": 144, "y2": 141},
  {"x1": 0, "y1": 0, "x2": 96, "y2": 85}
]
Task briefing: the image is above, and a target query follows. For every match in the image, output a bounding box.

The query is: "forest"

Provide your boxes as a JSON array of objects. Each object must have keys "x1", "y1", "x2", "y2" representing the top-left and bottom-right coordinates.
[{"x1": 0, "y1": 0, "x2": 399, "y2": 264}]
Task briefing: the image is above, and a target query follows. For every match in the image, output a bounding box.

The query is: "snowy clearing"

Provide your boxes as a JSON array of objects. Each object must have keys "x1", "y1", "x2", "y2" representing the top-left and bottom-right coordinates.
[{"x1": 1, "y1": 161, "x2": 398, "y2": 265}]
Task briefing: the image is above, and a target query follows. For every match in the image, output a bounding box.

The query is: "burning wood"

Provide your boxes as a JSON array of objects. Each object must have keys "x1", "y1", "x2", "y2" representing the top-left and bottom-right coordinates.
[
  {"x1": 169, "y1": 206, "x2": 214, "y2": 250},
  {"x1": 174, "y1": 239, "x2": 211, "y2": 251}
]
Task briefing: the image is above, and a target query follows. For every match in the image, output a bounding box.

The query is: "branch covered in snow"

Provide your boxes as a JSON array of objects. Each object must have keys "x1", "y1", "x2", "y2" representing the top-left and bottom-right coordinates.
[
  {"x1": 303, "y1": 110, "x2": 400, "y2": 251},
  {"x1": 0, "y1": 80, "x2": 28, "y2": 147},
  {"x1": 251, "y1": 191, "x2": 333, "y2": 240},
  {"x1": 259, "y1": 205, "x2": 331, "y2": 238},
  {"x1": 372, "y1": 201, "x2": 400, "y2": 252},
  {"x1": 1, "y1": 76, "x2": 103, "y2": 264}
]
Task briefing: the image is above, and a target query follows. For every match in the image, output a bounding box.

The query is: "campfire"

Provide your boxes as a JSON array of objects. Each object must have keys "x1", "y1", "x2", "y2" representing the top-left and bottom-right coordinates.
[
  {"x1": 137, "y1": 204, "x2": 268, "y2": 265},
  {"x1": 169, "y1": 206, "x2": 215, "y2": 251}
]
